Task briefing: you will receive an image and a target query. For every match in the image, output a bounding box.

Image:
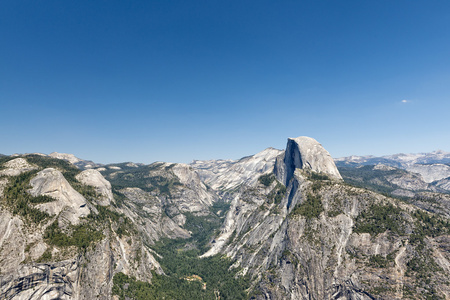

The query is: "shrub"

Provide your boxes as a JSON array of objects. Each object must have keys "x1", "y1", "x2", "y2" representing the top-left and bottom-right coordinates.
[
  {"x1": 292, "y1": 193, "x2": 324, "y2": 219},
  {"x1": 353, "y1": 203, "x2": 404, "y2": 236},
  {"x1": 258, "y1": 174, "x2": 275, "y2": 187}
]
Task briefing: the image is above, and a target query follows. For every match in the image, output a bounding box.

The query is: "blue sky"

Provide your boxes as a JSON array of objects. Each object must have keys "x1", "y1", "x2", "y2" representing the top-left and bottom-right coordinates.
[{"x1": 1, "y1": 1, "x2": 450, "y2": 164}]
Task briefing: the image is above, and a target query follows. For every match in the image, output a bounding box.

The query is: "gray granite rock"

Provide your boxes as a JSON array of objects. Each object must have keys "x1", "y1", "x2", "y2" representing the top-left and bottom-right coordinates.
[{"x1": 29, "y1": 168, "x2": 90, "y2": 225}]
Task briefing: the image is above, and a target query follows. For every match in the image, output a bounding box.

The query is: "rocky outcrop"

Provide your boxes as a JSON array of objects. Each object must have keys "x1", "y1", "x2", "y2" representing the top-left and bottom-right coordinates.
[
  {"x1": 75, "y1": 169, "x2": 113, "y2": 206},
  {"x1": 407, "y1": 163, "x2": 450, "y2": 183},
  {"x1": 336, "y1": 150, "x2": 450, "y2": 168},
  {"x1": 210, "y1": 168, "x2": 450, "y2": 299},
  {"x1": 29, "y1": 168, "x2": 90, "y2": 225},
  {"x1": 119, "y1": 187, "x2": 190, "y2": 242},
  {"x1": 0, "y1": 158, "x2": 37, "y2": 176},
  {"x1": 0, "y1": 210, "x2": 27, "y2": 275},
  {"x1": 385, "y1": 171, "x2": 431, "y2": 191},
  {"x1": 192, "y1": 148, "x2": 283, "y2": 191},
  {"x1": 171, "y1": 164, "x2": 215, "y2": 213},
  {"x1": 435, "y1": 177, "x2": 450, "y2": 191},
  {"x1": 0, "y1": 229, "x2": 162, "y2": 300},
  {"x1": 0, "y1": 259, "x2": 80, "y2": 300},
  {"x1": 49, "y1": 153, "x2": 82, "y2": 165},
  {"x1": 0, "y1": 177, "x2": 8, "y2": 197},
  {"x1": 1, "y1": 137, "x2": 449, "y2": 299},
  {"x1": 49, "y1": 152, "x2": 99, "y2": 169},
  {"x1": 203, "y1": 137, "x2": 449, "y2": 299},
  {"x1": 275, "y1": 136, "x2": 342, "y2": 185}
]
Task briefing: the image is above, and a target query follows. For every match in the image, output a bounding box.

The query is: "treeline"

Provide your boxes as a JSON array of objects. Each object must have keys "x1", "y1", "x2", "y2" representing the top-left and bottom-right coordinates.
[
  {"x1": 354, "y1": 203, "x2": 404, "y2": 236},
  {"x1": 2, "y1": 170, "x2": 51, "y2": 223},
  {"x1": 113, "y1": 250, "x2": 249, "y2": 300},
  {"x1": 103, "y1": 163, "x2": 182, "y2": 196},
  {"x1": 113, "y1": 204, "x2": 249, "y2": 299}
]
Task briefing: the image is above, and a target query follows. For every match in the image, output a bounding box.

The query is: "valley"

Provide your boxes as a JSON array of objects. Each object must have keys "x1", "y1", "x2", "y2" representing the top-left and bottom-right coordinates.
[{"x1": 0, "y1": 137, "x2": 449, "y2": 299}]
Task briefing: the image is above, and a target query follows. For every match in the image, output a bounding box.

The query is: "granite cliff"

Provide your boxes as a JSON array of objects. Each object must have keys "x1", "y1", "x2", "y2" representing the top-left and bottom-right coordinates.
[{"x1": 0, "y1": 137, "x2": 449, "y2": 299}]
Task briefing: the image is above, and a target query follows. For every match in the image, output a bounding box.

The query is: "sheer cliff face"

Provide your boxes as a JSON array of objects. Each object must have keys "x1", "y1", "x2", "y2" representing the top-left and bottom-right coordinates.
[
  {"x1": 203, "y1": 137, "x2": 450, "y2": 299},
  {"x1": 275, "y1": 136, "x2": 342, "y2": 185},
  {"x1": 0, "y1": 156, "x2": 221, "y2": 300},
  {"x1": 1, "y1": 137, "x2": 449, "y2": 300},
  {"x1": 0, "y1": 157, "x2": 163, "y2": 300}
]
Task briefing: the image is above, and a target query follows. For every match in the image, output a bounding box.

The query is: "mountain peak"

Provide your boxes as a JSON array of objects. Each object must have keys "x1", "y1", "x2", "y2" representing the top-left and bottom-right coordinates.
[
  {"x1": 49, "y1": 152, "x2": 81, "y2": 164},
  {"x1": 277, "y1": 136, "x2": 342, "y2": 184}
]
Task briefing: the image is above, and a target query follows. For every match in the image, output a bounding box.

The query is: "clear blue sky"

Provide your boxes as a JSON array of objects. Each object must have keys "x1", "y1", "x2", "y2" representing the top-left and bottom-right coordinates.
[{"x1": 1, "y1": 1, "x2": 450, "y2": 164}]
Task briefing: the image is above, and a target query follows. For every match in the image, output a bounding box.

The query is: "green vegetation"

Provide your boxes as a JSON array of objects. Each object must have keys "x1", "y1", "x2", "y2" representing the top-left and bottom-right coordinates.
[
  {"x1": 209, "y1": 200, "x2": 231, "y2": 217},
  {"x1": 44, "y1": 220, "x2": 103, "y2": 251},
  {"x1": 183, "y1": 212, "x2": 222, "y2": 253},
  {"x1": 368, "y1": 253, "x2": 395, "y2": 268},
  {"x1": 0, "y1": 156, "x2": 15, "y2": 168},
  {"x1": 309, "y1": 172, "x2": 330, "y2": 181},
  {"x1": 311, "y1": 181, "x2": 324, "y2": 192},
  {"x1": 112, "y1": 191, "x2": 248, "y2": 300},
  {"x1": 27, "y1": 155, "x2": 103, "y2": 200},
  {"x1": 410, "y1": 210, "x2": 450, "y2": 247},
  {"x1": 353, "y1": 203, "x2": 405, "y2": 236},
  {"x1": 1, "y1": 155, "x2": 136, "y2": 256},
  {"x1": 113, "y1": 207, "x2": 249, "y2": 300},
  {"x1": 117, "y1": 238, "x2": 249, "y2": 300},
  {"x1": 268, "y1": 182, "x2": 286, "y2": 204},
  {"x1": 26, "y1": 155, "x2": 80, "y2": 182},
  {"x1": 36, "y1": 249, "x2": 53, "y2": 263},
  {"x1": 113, "y1": 252, "x2": 249, "y2": 300},
  {"x1": 2, "y1": 170, "x2": 50, "y2": 223},
  {"x1": 338, "y1": 165, "x2": 403, "y2": 196},
  {"x1": 92, "y1": 205, "x2": 135, "y2": 237},
  {"x1": 113, "y1": 271, "x2": 209, "y2": 300},
  {"x1": 258, "y1": 173, "x2": 275, "y2": 187},
  {"x1": 43, "y1": 204, "x2": 135, "y2": 252},
  {"x1": 291, "y1": 193, "x2": 324, "y2": 219},
  {"x1": 327, "y1": 209, "x2": 342, "y2": 218},
  {"x1": 1, "y1": 155, "x2": 102, "y2": 221},
  {"x1": 102, "y1": 163, "x2": 183, "y2": 196},
  {"x1": 412, "y1": 210, "x2": 450, "y2": 237},
  {"x1": 405, "y1": 248, "x2": 445, "y2": 300}
]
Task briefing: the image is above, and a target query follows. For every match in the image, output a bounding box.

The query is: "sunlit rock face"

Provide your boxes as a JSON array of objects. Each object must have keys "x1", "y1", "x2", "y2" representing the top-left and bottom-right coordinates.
[
  {"x1": 0, "y1": 158, "x2": 37, "y2": 176},
  {"x1": 76, "y1": 169, "x2": 113, "y2": 206},
  {"x1": 29, "y1": 168, "x2": 90, "y2": 225},
  {"x1": 275, "y1": 136, "x2": 342, "y2": 185},
  {"x1": 192, "y1": 147, "x2": 283, "y2": 191}
]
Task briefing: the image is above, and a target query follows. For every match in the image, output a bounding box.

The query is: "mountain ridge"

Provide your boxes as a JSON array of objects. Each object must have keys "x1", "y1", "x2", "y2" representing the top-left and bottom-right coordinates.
[{"x1": 0, "y1": 137, "x2": 449, "y2": 299}]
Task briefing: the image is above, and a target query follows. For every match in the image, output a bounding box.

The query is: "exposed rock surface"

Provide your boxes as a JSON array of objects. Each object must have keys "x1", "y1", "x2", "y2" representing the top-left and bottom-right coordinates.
[
  {"x1": 211, "y1": 169, "x2": 449, "y2": 299},
  {"x1": 192, "y1": 148, "x2": 283, "y2": 190},
  {"x1": 170, "y1": 163, "x2": 215, "y2": 213},
  {"x1": 0, "y1": 177, "x2": 8, "y2": 197},
  {"x1": 0, "y1": 210, "x2": 27, "y2": 275},
  {"x1": 1, "y1": 138, "x2": 449, "y2": 299},
  {"x1": 29, "y1": 168, "x2": 90, "y2": 225},
  {"x1": 436, "y1": 177, "x2": 450, "y2": 191},
  {"x1": 275, "y1": 136, "x2": 342, "y2": 185},
  {"x1": 48, "y1": 152, "x2": 100, "y2": 169},
  {"x1": 0, "y1": 166, "x2": 161, "y2": 300},
  {"x1": 119, "y1": 187, "x2": 190, "y2": 242},
  {"x1": 0, "y1": 158, "x2": 37, "y2": 176},
  {"x1": 336, "y1": 151, "x2": 450, "y2": 194},
  {"x1": 336, "y1": 150, "x2": 450, "y2": 167},
  {"x1": 407, "y1": 163, "x2": 450, "y2": 183},
  {"x1": 49, "y1": 152, "x2": 82, "y2": 165},
  {"x1": 385, "y1": 170, "x2": 431, "y2": 191},
  {"x1": 0, "y1": 226, "x2": 162, "y2": 300},
  {"x1": 75, "y1": 169, "x2": 113, "y2": 206}
]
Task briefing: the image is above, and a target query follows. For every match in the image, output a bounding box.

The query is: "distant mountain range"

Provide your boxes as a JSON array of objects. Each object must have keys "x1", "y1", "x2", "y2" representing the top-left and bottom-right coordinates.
[
  {"x1": 335, "y1": 150, "x2": 450, "y2": 168},
  {"x1": 1, "y1": 142, "x2": 449, "y2": 299}
]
